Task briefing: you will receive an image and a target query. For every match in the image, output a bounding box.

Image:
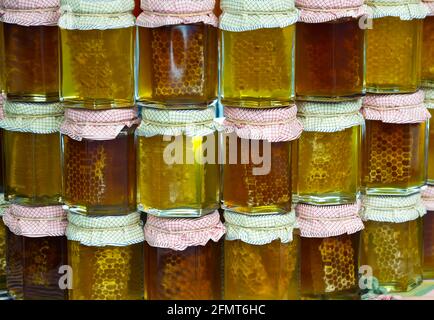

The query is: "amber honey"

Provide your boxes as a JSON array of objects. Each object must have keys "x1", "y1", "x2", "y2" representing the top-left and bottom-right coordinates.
[
  {"x1": 223, "y1": 136, "x2": 292, "y2": 214},
  {"x1": 297, "y1": 127, "x2": 361, "y2": 205},
  {"x1": 0, "y1": 22, "x2": 5, "y2": 94},
  {"x1": 296, "y1": 18, "x2": 365, "y2": 101},
  {"x1": 366, "y1": 17, "x2": 422, "y2": 93},
  {"x1": 4, "y1": 131, "x2": 62, "y2": 205},
  {"x1": 137, "y1": 23, "x2": 218, "y2": 108},
  {"x1": 0, "y1": 129, "x2": 4, "y2": 194},
  {"x1": 0, "y1": 219, "x2": 6, "y2": 291},
  {"x1": 145, "y1": 241, "x2": 222, "y2": 300},
  {"x1": 62, "y1": 127, "x2": 136, "y2": 215},
  {"x1": 428, "y1": 109, "x2": 434, "y2": 184},
  {"x1": 221, "y1": 26, "x2": 295, "y2": 108},
  {"x1": 424, "y1": 212, "x2": 434, "y2": 279},
  {"x1": 61, "y1": 27, "x2": 135, "y2": 108},
  {"x1": 4, "y1": 24, "x2": 59, "y2": 102},
  {"x1": 362, "y1": 121, "x2": 426, "y2": 195},
  {"x1": 301, "y1": 234, "x2": 360, "y2": 300},
  {"x1": 422, "y1": 16, "x2": 434, "y2": 87},
  {"x1": 224, "y1": 237, "x2": 300, "y2": 300},
  {"x1": 360, "y1": 219, "x2": 423, "y2": 292}
]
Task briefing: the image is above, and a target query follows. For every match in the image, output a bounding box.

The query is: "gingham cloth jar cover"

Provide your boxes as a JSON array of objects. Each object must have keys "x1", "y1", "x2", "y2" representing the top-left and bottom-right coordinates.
[
  {"x1": 297, "y1": 99, "x2": 364, "y2": 133},
  {"x1": 137, "y1": 106, "x2": 220, "y2": 138},
  {"x1": 0, "y1": 101, "x2": 63, "y2": 134},
  {"x1": 219, "y1": 0, "x2": 299, "y2": 32},
  {"x1": 224, "y1": 210, "x2": 297, "y2": 245},
  {"x1": 136, "y1": 0, "x2": 218, "y2": 28},
  {"x1": 2, "y1": 0, "x2": 60, "y2": 26},
  {"x1": 425, "y1": 0, "x2": 434, "y2": 14},
  {"x1": 59, "y1": 0, "x2": 135, "y2": 30},
  {"x1": 224, "y1": 106, "x2": 303, "y2": 142},
  {"x1": 366, "y1": 0, "x2": 429, "y2": 20},
  {"x1": 60, "y1": 108, "x2": 139, "y2": 141},
  {"x1": 296, "y1": 202, "x2": 364, "y2": 238},
  {"x1": 425, "y1": 87, "x2": 434, "y2": 108},
  {"x1": 66, "y1": 212, "x2": 144, "y2": 247},
  {"x1": 296, "y1": 0, "x2": 367, "y2": 23},
  {"x1": 362, "y1": 91, "x2": 430, "y2": 124},
  {"x1": 144, "y1": 211, "x2": 225, "y2": 251},
  {"x1": 3, "y1": 204, "x2": 67, "y2": 238},
  {"x1": 422, "y1": 187, "x2": 434, "y2": 211}
]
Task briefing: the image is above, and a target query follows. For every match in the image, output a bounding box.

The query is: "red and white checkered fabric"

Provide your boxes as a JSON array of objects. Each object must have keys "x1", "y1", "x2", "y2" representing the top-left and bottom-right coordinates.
[
  {"x1": 422, "y1": 186, "x2": 434, "y2": 211},
  {"x1": 296, "y1": 0, "x2": 367, "y2": 23},
  {"x1": 3, "y1": 204, "x2": 67, "y2": 238},
  {"x1": 0, "y1": 96, "x2": 4, "y2": 120},
  {"x1": 2, "y1": 0, "x2": 60, "y2": 26},
  {"x1": 425, "y1": 87, "x2": 434, "y2": 108},
  {"x1": 144, "y1": 211, "x2": 225, "y2": 251},
  {"x1": 296, "y1": 202, "x2": 364, "y2": 238},
  {"x1": 362, "y1": 91, "x2": 430, "y2": 124},
  {"x1": 60, "y1": 107, "x2": 139, "y2": 141},
  {"x1": 366, "y1": 0, "x2": 429, "y2": 20},
  {"x1": 137, "y1": 0, "x2": 218, "y2": 28},
  {"x1": 223, "y1": 106, "x2": 303, "y2": 142}
]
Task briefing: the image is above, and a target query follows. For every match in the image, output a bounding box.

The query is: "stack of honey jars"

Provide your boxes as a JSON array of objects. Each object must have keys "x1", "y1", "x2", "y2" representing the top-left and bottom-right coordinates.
[
  {"x1": 136, "y1": 0, "x2": 225, "y2": 300},
  {"x1": 359, "y1": 0, "x2": 430, "y2": 292},
  {"x1": 58, "y1": 0, "x2": 144, "y2": 300},
  {"x1": 0, "y1": 0, "x2": 69, "y2": 300},
  {"x1": 293, "y1": 0, "x2": 366, "y2": 299},
  {"x1": 219, "y1": 0, "x2": 302, "y2": 299}
]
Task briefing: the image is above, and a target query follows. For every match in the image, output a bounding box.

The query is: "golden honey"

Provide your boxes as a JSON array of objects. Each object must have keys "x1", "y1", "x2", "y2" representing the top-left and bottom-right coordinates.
[
  {"x1": 221, "y1": 26, "x2": 295, "y2": 108},
  {"x1": 0, "y1": 22, "x2": 5, "y2": 94},
  {"x1": 424, "y1": 212, "x2": 434, "y2": 279},
  {"x1": 428, "y1": 109, "x2": 434, "y2": 184},
  {"x1": 422, "y1": 16, "x2": 434, "y2": 87},
  {"x1": 60, "y1": 27, "x2": 135, "y2": 108},
  {"x1": 366, "y1": 17, "x2": 422, "y2": 93}
]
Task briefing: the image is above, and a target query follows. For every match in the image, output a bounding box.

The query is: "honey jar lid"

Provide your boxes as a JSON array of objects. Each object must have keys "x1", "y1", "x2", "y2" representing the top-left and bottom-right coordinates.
[
  {"x1": 425, "y1": 0, "x2": 434, "y2": 16},
  {"x1": 137, "y1": 0, "x2": 218, "y2": 28},
  {"x1": 422, "y1": 186, "x2": 434, "y2": 211},
  {"x1": 144, "y1": 211, "x2": 225, "y2": 251},
  {"x1": 0, "y1": 194, "x2": 8, "y2": 217},
  {"x1": 219, "y1": 0, "x2": 299, "y2": 32},
  {"x1": 366, "y1": 0, "x2": 429, "y2": 20},
  {"x1": 2, "y1": 0, "x2": 60, "y2": 26},
  {"x1": 424, "y1": 87, "x2": 434, "y2": 109},
  {"x1": 296, "y1": 0, "x2": 367, "y2": 23},
  {"x1": 0, "y1": 101, "x2": 64, "y2": 134},
  {"x1": 66, "y1": 212, "x2": 145, "y2": 247},
  {"x1": 296, "y1": 202, "x2": 364, "y2": 238},
  {"x1": 224, "y1": 210, "x2": 297, "y2": 245},
  {"x1": 362, "y1": 90, "x2": 430, "y2": 124},
  {"x1": 297, "y1": 99, "x2": 364, "y2": 133},
  {"x1": 137, "y1": 106, "x2": 220, "y2": 138},
  {"x1": 60, "y1": 107, "x2": 139, "y2": 141},
  {"x1": 361, "y1": 193, "x2": 426, "y2": 223},
  {"x1": 3, "y1": 204, "x2": 67, "y2": 237},
  {"x1": 59, "y1": 0, "x2": 135, "y2": 30},
  {"x1": 224, "y1": 105, "x2": 303, "y2": 142}
]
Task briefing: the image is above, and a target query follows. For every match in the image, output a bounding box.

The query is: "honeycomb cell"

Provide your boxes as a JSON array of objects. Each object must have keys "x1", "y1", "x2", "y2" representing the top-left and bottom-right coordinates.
[{"x1": 422, "y1": 16, "x2": 434, "y2": 86}]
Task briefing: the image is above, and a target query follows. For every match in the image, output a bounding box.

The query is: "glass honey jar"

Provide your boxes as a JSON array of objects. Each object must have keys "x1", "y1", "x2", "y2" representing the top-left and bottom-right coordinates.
[
  {"x1": 2, "y1": 1, "x2": 60, "y2": 102},
  {"x1": 67, "y1": 212, "x2": 145, "y2": 300},
  {"x1": 59, "y1": 0, "x2": 135, "y2": 109},
  {"x1": 360, "y1": 194, "x2": 425, "y2": 292},
  {"x1": 136, "y1": 0, "x2": 218, "y2": 109},
  {"x1": 296, "y1": 100, "x2": 363, "y2": 205},
  {"x1": 224, "y1": 210, "x2": 300, "y2": 300},
  {"x1": 220, "y1": 0, "x2": 298, "y2": 108},
  {"x1": 0, "y1": 101, "x2": 63, "y2": 206},
  {"x1": 61, "y1": 108, "x2": 139, "y2": 216},
  {"x1": 222, "y1": 106, "x2": 303, "y2": 214},
  {"x1": 426, "y1": 88, "x2": 434, "y2": 184},
  {"x1": 365, "y1": 0, "x2": 428, "y2": 93},
  {"x1": 144, "y1": 212, "x2": 225, "y2": 300},
  {"x1": 297, "y1": 202, "x2": 363, "y2": 300},
  {"x1": 422, "y1": 14, "x2": 434, "y2": 87},
  {"x1": 136, "y1": 107, "x2": 220, "y2": 218},
  {"x1": 3, "y1": 204, "x2": 68, "y2": 300},
  {"x1": 422, "y1": 187, "x2": 434, "y2": 279},
  {"x1": 295, "y1": 1, "x2": 366, "y2": 101},
  {"x1": 362, "y1": 92, "x2": 429, "y2": 195}
]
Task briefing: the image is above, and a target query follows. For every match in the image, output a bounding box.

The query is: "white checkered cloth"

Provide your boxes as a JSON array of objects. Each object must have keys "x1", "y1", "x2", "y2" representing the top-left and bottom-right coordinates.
[
  {"x1": 0, "y1": 194, "x2": 9, "y2": 217},
  {"x1": 422, "y1": 186, "x2": 434, "y2": 211},
  {"x1": 2, "y1": 0, "x2": 60, "y2": 26},
  {"x1": 224, "y1": 210, "x2": 297, "y2": 245},
  {"x1": 296, "y1": 0, "x2": 368, "y2": 23},
  {"x1": 0, "y1": 101, "x2": 63, "y2": 134},
  {"x1": 297, "y1": 99, "x2": 364, "y2": 132},
  {"x1": 366, "y1": 0, "x2": 429, "y2": 20},
  {"x1": 136, "y1": 106, "x2": 220, "y2": 138},
  {"x1": 144, "y1": 211, "x2": 225, "y2": 251},
  {"x1": 66, "y1": 211, "x2": 144, "y2": 247},
  {"x1": 137, "y1": 0, "x2": 218, "y2": 28},
  {"x1": 0, "y1": 95, "x2": 4, "y2": 120},
  {"x1": 361, "y1": 193, "x2": 426, "y2": 223},
  {"x1": 219, "y1": 0, "x2": 299, "y2": 32},
  {"x1": 424, "y1": 87, "x2": 434, "y2": 109},
  {"x1": 362, "y1": 91, "x2": 430, "y2": 124},
  {"x1": 296, "y1": 202, "x2": 364, "y2": 238},
  {"x1": 59, "y1": 0, "x2": 135, "y2": 30},
  {"x1": 425, "y1": 0, "x2": 434, "y2": 15}
]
